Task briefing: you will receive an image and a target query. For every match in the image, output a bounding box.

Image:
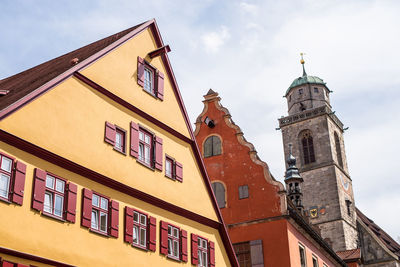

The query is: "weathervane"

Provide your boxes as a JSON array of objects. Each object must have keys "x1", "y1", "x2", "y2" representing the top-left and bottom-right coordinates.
[{"x1": 300, "y1": 52, "x2": 307, "y2": 76}]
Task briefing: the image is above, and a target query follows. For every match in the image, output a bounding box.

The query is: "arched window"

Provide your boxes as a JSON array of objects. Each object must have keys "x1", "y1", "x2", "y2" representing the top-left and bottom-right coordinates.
[
  {"x1": 211, "y1": 182, "x2": 226, "y2": 208},
  {"x1": 204, "y1": 135, "x2": 221, "y2": 158},
  {"x1": 300, "y1": 130, "x2": 315, "y2": 164},
  {"x1": 334, "y1": 132, "x2": 344, "y2": 168}
]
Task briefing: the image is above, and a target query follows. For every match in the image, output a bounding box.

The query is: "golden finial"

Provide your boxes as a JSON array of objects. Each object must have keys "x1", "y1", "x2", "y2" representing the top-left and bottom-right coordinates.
[{"x1": 300, "y1": 52, "x2": 305, "y2": 65}]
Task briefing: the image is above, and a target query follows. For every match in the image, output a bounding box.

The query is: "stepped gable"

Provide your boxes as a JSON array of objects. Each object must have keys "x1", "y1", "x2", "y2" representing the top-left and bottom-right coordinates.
[
  {"x1": 0, "y1": 22, "x2": 144, "y2": 111},
  {"x1": 357, "y1": 208, "x2": 400, "y2": 257}
]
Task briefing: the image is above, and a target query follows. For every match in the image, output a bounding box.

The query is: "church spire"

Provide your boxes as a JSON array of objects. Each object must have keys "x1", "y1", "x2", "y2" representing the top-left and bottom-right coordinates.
[
  {"x1": 284, "y1": 144, "x2": 304, "y2": 213},
  {"x1": 300, "y1": 52, "x2": 307, "y2": 77}
]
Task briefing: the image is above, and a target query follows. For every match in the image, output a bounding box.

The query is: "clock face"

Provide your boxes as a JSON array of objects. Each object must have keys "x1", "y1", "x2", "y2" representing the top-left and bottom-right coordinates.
[{"x1": 339, "y1": 174, "x2": 350, "y2": 191}]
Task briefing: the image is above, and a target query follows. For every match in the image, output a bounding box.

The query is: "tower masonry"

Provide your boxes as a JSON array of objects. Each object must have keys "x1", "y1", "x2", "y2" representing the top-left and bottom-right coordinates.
[{"x1": 278, "y1": 57, "x2": 358, "y2": 252}]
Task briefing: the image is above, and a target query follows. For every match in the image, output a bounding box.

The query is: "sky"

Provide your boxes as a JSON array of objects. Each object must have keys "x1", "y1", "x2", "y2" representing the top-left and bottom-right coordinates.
[{"x1": 1, "y1": 0, "x2": 399, "y2": 241}]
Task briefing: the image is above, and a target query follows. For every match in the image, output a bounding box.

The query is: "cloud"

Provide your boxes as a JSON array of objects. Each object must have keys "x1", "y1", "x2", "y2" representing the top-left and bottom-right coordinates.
[
  {"x1": 201, "y1": 26, "x2": 230, "y2": 53},
  {"x1": 239, "y1": 2, "x2": 258, "y2": 16}
]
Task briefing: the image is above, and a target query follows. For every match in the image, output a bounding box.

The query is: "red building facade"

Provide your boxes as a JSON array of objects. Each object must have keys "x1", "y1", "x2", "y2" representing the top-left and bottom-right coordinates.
[{"x1": 194, "y1": 89, "x2": 347, "y2": 267}]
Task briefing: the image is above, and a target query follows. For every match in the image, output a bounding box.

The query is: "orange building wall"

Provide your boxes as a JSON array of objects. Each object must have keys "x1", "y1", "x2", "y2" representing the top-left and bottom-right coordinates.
[{"x1": 195, "y1": 99, "x2": 283, "y2": 224}]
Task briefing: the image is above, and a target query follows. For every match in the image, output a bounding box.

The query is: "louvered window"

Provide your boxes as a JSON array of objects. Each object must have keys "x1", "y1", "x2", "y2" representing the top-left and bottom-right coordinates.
[{"x1": 204, "y1": 136, "x2": 221, "y2": 158}]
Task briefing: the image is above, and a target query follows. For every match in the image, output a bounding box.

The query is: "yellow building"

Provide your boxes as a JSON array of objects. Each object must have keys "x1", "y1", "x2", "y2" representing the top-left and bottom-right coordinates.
[{"x1": 0, "y1": 19, "x2": 238, "y2": 267}]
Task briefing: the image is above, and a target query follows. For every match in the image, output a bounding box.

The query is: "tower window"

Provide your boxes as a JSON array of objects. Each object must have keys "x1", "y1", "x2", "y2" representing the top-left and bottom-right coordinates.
[
  {"x1": 300, "y1": 130, "x2": 316, "y2": 164},
  {"x1": 314, "y1": 87, "x2": 318, "y2": 93},
  {"x1": 345, "y1": 199, "x2": 352, "y2": 216},
  {"x1": 204, "y1": 135, "x2": 221, "y2": 158},
  {"x1": 211, "y1": 182, "x2": 226, "y2": 208},
  {"x1": 298, "y1": 88, "x2": 303, "y2": 95},
  {"x1": 334, "y1": 132, "x2": 344, "y2": 169}
]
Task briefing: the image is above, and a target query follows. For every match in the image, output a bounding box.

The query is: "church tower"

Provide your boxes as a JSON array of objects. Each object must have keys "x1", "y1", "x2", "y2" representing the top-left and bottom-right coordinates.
[{"x1": 278, "y1": 55, "x2": 358, "y2": 252}]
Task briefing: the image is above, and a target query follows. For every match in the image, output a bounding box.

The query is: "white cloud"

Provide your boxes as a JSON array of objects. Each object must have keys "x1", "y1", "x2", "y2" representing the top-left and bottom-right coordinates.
[
  {"x1": 239, "y1": 2, "x2": 258, "y2": 16},
  {"x1": 201, "y1": 26, "x2": 231, "y2": 54}
]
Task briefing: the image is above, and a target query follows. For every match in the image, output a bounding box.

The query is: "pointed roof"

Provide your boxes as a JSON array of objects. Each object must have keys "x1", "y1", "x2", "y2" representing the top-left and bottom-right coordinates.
[
  {"x1": 0, "y1": 22, "x2": 145, "y2": 112},
  {"x1": 357, "y1": 208, "x2": 400, "y2": 257}
]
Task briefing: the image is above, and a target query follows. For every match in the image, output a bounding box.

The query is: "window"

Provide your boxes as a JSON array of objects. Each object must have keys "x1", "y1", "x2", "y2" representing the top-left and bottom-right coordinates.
[
  {"x1": 114, "y1": 127, "x2": 126, "y2": 153},
  {"x1": 323, "y1": 264, "x2": 328, "y2": 267},
  {"x1": 138, "y1": 128, "x2": 153, "y2": 167},
  {"x1": 0, "y1": 154, "x2": 13, "y2": 201},
  {"x1": 238, "y1": 185, "x2": 249, "y2": 199},
  {"x1": 165, "y1": 157, "x2": 173, "y2": 178},
  {"x1": 144, "y1": 66, "x2": 155, "y2": 94},
  {"x1": 104, "y1": 122, "x2": 126, "y2": 154},
  {"x1": 233, "y1": 242, "x2": 252, "y2": 267},
  {"x1": 312, "y1": 255, "x2": 319, "y2": 267},
  {"x1": 299, "y1": 244, "x2": 306, "y2": 267},
  {"x1": 314, "y1": 87, "x2": 319, "y2": 93},
  {"x1": 124, "y1": 207, "x2": 156, "y2": 251},
  {"x1": 301, "y1": 130, "x2": 316, "y2": 164},
  {"x1": 137, "y1": 56, "x2": 164, "y2": 100},
  {"x1": 211, "y1": 182, "x2": 226, "y2": 208},
  {"x1": 334, "y1": 132, "x2": 343, "y2": 168},
  {"x1": 299, "y1": 88, "x2": 303, "y2": 95},
  {"x1": 133, "y1": 210, "x2": 147, "y2": 249},
  {"x1": 204, "y1": 135, "x2": 221, "y2": 158},
  {"x1": 346, "y1": 199, "x2": 352, "y2": 216},
  {"x1": 32, "y1": 168, "x2": 77, "y2": 222},
  {"x1": 91, "y1": 193, "x2": 108, "y2": 233},
  {"x1": 197, "y1": 237, "x2": 208, "y2": 267},
  {"x1": 43, "y1": 174, "x2": 65, "y2": 218},
  {"x1": 168, "y1": 225, "x2": 180, "y2": 259},
  {"x1": 164, "y1": 156, "x2": 183, "y2": 182}
]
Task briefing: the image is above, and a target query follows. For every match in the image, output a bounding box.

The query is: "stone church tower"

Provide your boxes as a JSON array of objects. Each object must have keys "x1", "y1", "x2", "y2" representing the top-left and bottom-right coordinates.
[{"x1": 278, "y1": 56, "x2": 358, "y2": 252}]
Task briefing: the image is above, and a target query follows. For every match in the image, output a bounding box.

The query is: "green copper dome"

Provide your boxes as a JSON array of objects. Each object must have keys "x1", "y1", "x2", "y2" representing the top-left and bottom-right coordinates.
[{"x1": 285, "y1": 60, "x2": 328, "y2": 96}]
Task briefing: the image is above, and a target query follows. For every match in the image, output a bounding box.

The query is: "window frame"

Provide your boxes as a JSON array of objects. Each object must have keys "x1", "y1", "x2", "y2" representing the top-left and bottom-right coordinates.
[
  {"x1": 0, "y1": 152, "x2": 15, "y2": 203},
  {"x1": 197, "y1": 235, "x2": 208, "y2": 267},
  {"x1": 299, "y1": 243, "x2": 307, "y2": 267},
  {"x1": 203, "y1": 135, "x2": 222, "y2": 158},
  {"x1": 90, "y1": 191, "x2": 110, "y2": 235},
  {"x1": 167, "y1": 223, "x2": 180, "y2": 260},
  {"x1": 165, "y1": 155, "x2": 175, "y2": 180},
  {"x1": 211, "y1": 181, "x2": 226, "y2": 209},
  {"x1": 114, "y1": 126, "x2": 127, "y2": 154},
  {"x1": 138, "y1": 127, "x2": 154, "y2": 169},
  {"x1": 301, "y1": 130, "x2": 316, "y2": 165},
  {"x1": 233, "y1": 241, "x2": 252, "y2": 267},
  {"x1": 299, "y1": 88, "x2": 304, "y2": 95},
  {"x1": 238, "y1": 185, "x2": 249, "y2": 199},
  {"x1": 42, "y1": 172, "x2": 67, "y2": 220},
  {"x1": 312, "y1": 254, "x2": 319, "y2": 267},
  {"x1": 132, "y1": 209, "x2": 148, "y2": 250},
  {"x1": 143, "y1": 63, "x2": 157, "y2": 97}
]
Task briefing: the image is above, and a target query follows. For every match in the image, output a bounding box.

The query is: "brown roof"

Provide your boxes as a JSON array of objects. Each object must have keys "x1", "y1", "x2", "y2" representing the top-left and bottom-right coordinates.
[
  {"x1": 336, "y1": 248, "x2": 361, "y2": 261},
  {"x1": 0, "y1": 22, "x2": 144, "y2": 112},
  {"x1": 357, "y1": 208, "x2": 400, "y2": 257}
]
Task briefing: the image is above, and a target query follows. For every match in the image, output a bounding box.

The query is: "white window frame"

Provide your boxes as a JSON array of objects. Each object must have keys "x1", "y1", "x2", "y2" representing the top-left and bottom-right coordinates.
[
  {"x1": 167, "y1": 225, "x2": 180, "y2": 259},
  {"x1": 198, "y1": 236, "x2": 208, "y2": 267},
  {"x1": 132, "y1": 210, "x2": 147, "y2": 248},
  {"x1": 143, "y1": 66, "x2": 154, "y2": 94},
  {"x1": 299, "y1": 243, "x2": 307, "y2": 267}
]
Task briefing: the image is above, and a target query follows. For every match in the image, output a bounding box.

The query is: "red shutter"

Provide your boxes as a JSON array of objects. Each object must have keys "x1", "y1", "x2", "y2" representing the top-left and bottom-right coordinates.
[
  {"x1": 81, "y1": 188, "x2": 92, "y2": 228},
  {"x1": 191, "y1": 234, "x2": 199, "y2": 265},
  {"x1": 124, "y1": 207, "x2": 134, "y2": 243},
  {"x1": 32, "y1": 168, "x2": 46, "y2": 211},
  {"x1": 156, "y1": 70, "x2": 164, "y2": 100},
  {"x1": 155, "y1": 136, "x2": 163, "y2": 171},
  {"x1": 104, "y1": 122, "x2": 116, "y2": 145},
  {"x1": 12, "y1": 161, "x2": 26, "y2": 205},
  {"x1": 137, "y1": 56, "x2": 145, "y2": 87},
  {"x1": 109, "y1": 200, "x2": 119, "y2": 238},
  {"x1": 160, "y1": 221, "x2": 168, "y2": 255},
  {"x1": 66, "y1": 182, "x2": 77, "y2": 223},
  {"x1": 130, "y1": 121, "x2": 139, "y2": 158},
  {"x1": 175, "y1": 162, "x2": 183, "y2": 182},
  {"x1": 180, "y1": 229, "x2": 188, "y2": 262},
  {"x1": 209, "y1": 241, "x2": 215, "y2": 267},
  {"x1": 2, "y1": 261, "x2": 15, "y2": 267},
  {"x1": 148, "y1": 216, "x2": 157, "y2": 251}
]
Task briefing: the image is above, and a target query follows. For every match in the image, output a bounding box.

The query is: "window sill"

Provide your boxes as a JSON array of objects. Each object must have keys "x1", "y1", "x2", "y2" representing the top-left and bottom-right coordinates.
[
  {"x1": 113, "y1": 147, "x2": 127, "y2": 155},
  {"x1": 89, "y1": 228, "x2": 109, "y2": 238},
  {"x1": 165, "y1": 174, "x2": 176, "y2": 181},
  {"x1": 132, "y1": 243, "x2": 148, "y2": 251},
  {"x1": 0, "y1": 196, "x2": 11, "y2": 204},
  {"x1": 136, "y1": 159, "x2": 155, "y2": 171},
  {"x1": 142, "y1": 88, "x2": 158, "y2": 99},
  {"x1": 167, "y1": 255, "x2": 181, "y2": 262},
  {"x1": 42, "y1": 212, "x2": 66, "y2": 222}
]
